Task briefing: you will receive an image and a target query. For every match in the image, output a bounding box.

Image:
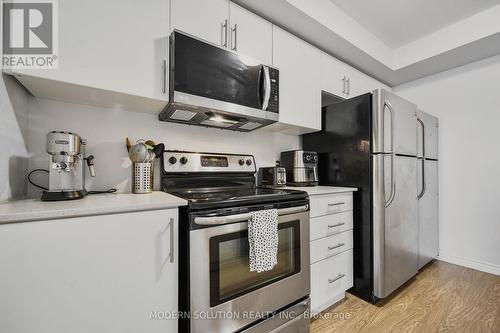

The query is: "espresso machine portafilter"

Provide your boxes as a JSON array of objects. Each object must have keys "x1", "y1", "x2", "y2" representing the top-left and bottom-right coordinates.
[{"x1": 41, "y1": 131, "x2": 96, "y2": 201}]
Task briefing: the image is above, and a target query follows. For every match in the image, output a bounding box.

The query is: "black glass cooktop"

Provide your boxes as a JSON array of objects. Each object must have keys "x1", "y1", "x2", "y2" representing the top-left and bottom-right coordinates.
[{"x1": 167, "y1": 187, "x2": 308, "y2": 209}]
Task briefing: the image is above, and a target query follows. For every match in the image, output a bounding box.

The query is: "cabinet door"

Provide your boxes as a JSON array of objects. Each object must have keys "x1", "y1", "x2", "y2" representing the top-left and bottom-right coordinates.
[
  {"x1": 12, "y1": 0, "x2": 170, "y2": 101},
  {"x1": 344, "y1": 67, "x2": 392, "y2": 98},
  {"x1": 0, "y1": 209, "x2": 178, "y2": 333},
  {"x1": 273, "y1": 26, "x2": 321, "y2": 132},
  {"x1": 229, "y1": 3, "x2": 272, "y2": 64},
  {"x1": 320, "y1": 52, "x2": 348, "y2": 98},
  {"x1": 171, "y1": 0, "x2": 229, "y2": 47},
  {"x1": 361, "y1": 75, "x2": 391, "y2": 95}
]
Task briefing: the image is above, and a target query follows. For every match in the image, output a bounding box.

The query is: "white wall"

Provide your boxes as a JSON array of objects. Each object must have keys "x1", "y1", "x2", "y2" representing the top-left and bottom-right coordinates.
[
  {"x1": 26, "y1": 98, "x2": 300, "y2": 197},
  {"x1": 0, "y1": 74, "x2": 30, "y2": 202},
  {"x1": 394, "y1": 55, "x2": 500, "y2": 275}
]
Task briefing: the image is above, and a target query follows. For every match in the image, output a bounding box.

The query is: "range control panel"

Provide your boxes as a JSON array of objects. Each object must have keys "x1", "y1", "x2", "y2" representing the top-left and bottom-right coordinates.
[{"x1": 163, "y1": 151, "x2": 256, "y2": 173}]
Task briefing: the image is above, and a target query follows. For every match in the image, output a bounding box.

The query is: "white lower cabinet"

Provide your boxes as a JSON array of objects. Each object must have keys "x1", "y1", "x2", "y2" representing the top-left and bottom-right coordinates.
[
  {"x1": 0, "y1": 209, "x2": 178, "y2": 333},
  {"x1": 310, "y1": 211, "x2": 354, "y2": 241},
  {"x1": 310, "y1": 230, "x2": 353, "y2": 264},
  {"x1": 311, "y1": 249, "x2": 353, "y2": 312},
  {"x1": 307, "y1": 191, "x2": 355, "y2": 313}
]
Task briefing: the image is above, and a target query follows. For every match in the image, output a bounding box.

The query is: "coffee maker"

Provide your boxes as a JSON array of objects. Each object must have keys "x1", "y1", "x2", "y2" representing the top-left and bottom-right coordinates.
[
  {"x1": 280, "y1": 150, "x2": 318, "y2": 186},
  {"x1": 41, "y1": 131, "x2": 96, "y2": 201}
]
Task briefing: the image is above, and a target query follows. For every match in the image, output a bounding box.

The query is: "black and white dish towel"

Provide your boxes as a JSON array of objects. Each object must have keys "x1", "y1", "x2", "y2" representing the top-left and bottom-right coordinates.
[{"x1": 248, "y1": 209, "x2": 278, "y2": 273}]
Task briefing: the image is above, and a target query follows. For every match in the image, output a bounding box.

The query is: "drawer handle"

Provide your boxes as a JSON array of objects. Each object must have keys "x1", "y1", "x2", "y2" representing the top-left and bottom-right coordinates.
[
  {"x1": 328, "y1": 274, "x2": 346, "y2": 284},
  {"x1": 328, "y1": 222, "x2": 345, "y2": 228},
  {"x1": 328, "y1": 243, "x2": 345, "y2": 250},
  {"x1": 328, "y1": 202, "x2": 345, "y2": 207}
]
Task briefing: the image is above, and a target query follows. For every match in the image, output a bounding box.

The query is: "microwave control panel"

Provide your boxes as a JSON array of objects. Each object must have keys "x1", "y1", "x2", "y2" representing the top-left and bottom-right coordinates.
[{"x1": 266, "y1": 66, "x2": 279, "y2": 113}]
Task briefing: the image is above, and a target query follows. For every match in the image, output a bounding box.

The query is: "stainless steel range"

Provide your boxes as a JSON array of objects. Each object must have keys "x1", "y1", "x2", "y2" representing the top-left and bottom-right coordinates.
[{"x1": 161, "y1": 151, "x2": 311, "y2": 333}]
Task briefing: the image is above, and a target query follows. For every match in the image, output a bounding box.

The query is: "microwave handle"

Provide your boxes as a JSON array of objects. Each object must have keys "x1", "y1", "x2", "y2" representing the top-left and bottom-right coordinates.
[
  {"x1": 262, "y1": 66, "x2": 271, "y2": 111},
  {"x1": 257, "y1": 65, "x2": 264, "y2": 106},
  {"x1": 194, "y1": 205, "x2": 308, "y2": 225}
]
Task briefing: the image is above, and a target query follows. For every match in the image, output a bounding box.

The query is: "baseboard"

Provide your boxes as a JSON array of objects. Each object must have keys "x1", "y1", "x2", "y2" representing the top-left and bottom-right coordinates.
[
  {"x1": 438, "y1": 252, "x2": 500, "y2": 276},
  {"x1": 311, "y1": 292, "x2": 345, "y2": 314}
]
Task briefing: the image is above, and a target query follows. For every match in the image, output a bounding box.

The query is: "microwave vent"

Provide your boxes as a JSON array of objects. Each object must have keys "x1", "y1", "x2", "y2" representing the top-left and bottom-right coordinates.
[
  {"x1": 171, "y1": 109, "x2": 197, "y2": 121},
  {"x1": 239, "y1": 122, "x2": 262, "y2": 131}
]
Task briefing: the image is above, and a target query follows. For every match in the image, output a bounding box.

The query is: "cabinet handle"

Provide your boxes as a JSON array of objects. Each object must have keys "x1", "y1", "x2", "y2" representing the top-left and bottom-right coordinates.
[
  {"x1": 161, "y1": 60, "x2": 167, "y2": 94},
  {"x1": 221, "y1": 20, "x2": 228, "y2": 47},
  {"x1": 169, "y1": 217, "x2": 174, "y2": 263},
  {"x1": 346, "y1": 77, "x2": 350, "y2": 95},
  {"x1": 328, "y1": 202, "x2": 345, "y2": 207},
  {"x1": 328, "y1": 274, "x2": 346, "y2": 284},
  {"x1": 342, "y1": 76, "x2": 346, "y2": 94},
  {"x1": 231, "y1": 24, "x2": 238, "y2": 51},
  {"x1": 328, "y1": 222, "x2": 345, "y2": 228},
  {"x1": 328, "y1": 243, "x2": 345, "y2": 250}
]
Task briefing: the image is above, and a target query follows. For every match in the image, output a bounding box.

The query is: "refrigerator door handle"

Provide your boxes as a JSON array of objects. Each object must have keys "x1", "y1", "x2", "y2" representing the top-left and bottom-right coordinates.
[
  {"x1": 384, "y1": 101, "x2": 395, "y2": 153},
  {"x1": 418, "y1": 158, "x2": 426, "y2": 199},
  {"x1": 417, "y1": 118, "x2": 426, "y2": 157},
  {"x1": 385, "y1": 153, "x2": 396, "y2": 207}
]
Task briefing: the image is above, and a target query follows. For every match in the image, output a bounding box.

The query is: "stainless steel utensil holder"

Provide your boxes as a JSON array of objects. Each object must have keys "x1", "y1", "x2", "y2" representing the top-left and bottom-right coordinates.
[{"x1": 132, "y1": 162, "x2": 153, "y2": 194}]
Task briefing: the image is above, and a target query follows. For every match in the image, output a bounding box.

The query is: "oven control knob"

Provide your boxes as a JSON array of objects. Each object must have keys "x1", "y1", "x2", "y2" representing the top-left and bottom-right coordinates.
[
  {"x1": 180, "y1": 157, "x2": 188, "y2": 165},
  {"x1": 168, "y1": 156, "x2": 177, "y2": 164},
  {"x1": 246, "y1": 159, "x2": 252, "y2": 166},
  {"x1": 313, "y1": 155, "x2": 318, "y2": 162},
  {"x1": 306, "y1": 155, "x2": 311, "y2": 161},
  {"x1": 238, "y1": 159, "x2": 245, "y2": 166}
]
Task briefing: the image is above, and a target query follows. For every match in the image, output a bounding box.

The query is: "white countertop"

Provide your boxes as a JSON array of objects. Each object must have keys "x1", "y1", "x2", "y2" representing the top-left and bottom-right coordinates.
[
  {"x1": 0, "y1": 192, "x2": 187, "y2": 224},
  {"x1": 284, "y1": 185, "x2": 358, "y2": 196}
]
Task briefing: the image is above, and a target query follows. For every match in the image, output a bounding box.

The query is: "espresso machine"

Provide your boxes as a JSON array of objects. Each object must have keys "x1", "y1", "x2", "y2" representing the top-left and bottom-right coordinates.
[
  {"x1": 280, "y1": 150, "x2": 318, "y2": 186},
  {"x1": 41, "y1": 131, "x2": 96, "y2": 201}
]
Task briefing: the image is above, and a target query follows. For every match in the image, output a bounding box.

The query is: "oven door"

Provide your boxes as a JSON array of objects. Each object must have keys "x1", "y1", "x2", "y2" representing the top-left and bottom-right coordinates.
[{"x1": 189, "y1": 205, "x2": 310, "y2": 333}]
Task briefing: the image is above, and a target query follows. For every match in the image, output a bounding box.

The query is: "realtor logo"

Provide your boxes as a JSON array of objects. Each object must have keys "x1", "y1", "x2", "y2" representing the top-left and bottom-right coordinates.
[{"x1": 2, "y1": 0, "x2": 58, "y2": 69}]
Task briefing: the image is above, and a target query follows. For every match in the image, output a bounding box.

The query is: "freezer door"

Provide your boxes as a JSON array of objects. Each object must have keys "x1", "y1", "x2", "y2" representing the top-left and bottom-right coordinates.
[
  {"x1": 417, "y1": 110, "x2": 439, "y2": 160},
  {"x1": 373, "y1": 90, "x2": 418, "y2": 156},
  {"x1": 373, "y1": 154, "x2": 419, "y2": 299},
  {"x1": 418, "y1": 159, "x2": 439, "y2": 268}
]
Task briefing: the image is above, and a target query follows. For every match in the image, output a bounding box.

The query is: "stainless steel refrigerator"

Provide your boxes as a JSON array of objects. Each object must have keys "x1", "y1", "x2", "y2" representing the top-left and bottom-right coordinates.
[
  {"x1": 417, "y1": 110, "x2": 439, "y2": 269},
  {"x1": 303, "y1": 89, "x2": 433, "y2": 302}
]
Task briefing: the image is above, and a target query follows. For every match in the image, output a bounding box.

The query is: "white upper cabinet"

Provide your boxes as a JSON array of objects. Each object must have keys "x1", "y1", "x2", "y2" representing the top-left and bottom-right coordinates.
[
  {"x1": 171, "y1": 0, "x2": 272, "y2": 64},
  {"x1": 321, "y1": 52, "x2": 391, "y2": 99},
  {"x1": 6, "y1": 0, "x2": 170, "y2": 110},
  {"x1": 229, "y1": 2, "x2": 272, "y2": 64},
  {"x1": 321, "y1": 52, "x2": 350, "y2": 98},
  {"x1": 171, "y1": 0, "x2": 229, "y2": 47},
  {"x1": 272, "y1": 26, "x2": 321, "y2": 134}
]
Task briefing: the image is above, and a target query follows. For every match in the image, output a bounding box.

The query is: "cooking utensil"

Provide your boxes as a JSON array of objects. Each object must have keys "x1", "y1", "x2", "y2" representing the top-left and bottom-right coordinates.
[
  {"x1": 125, "y1": 137, "x2": 132, "y2": 152},
  {"x1": 145, "y1": 140, "x2": 156, "y2": 147},
  {"x1": 147, "y1": 150, "x2": 156, "y2": 162},
  {"x1": 129, "y1": 142, "x2": 149, "y2": 162},
  {"x1": 152, "y1": 143, "x2": 165, "y2": 158}
]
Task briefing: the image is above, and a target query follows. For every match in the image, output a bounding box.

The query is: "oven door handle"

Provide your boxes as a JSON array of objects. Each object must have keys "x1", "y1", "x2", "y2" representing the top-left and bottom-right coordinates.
[{"x1": 194, "y1": 205, "x2": 308, "y2": 226}]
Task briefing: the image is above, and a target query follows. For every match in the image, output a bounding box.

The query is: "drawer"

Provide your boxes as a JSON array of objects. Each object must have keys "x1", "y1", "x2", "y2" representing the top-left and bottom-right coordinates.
[
  {"x1": 310, "y1": 211, "x2": 353, "y2": 241},
  {"x1": 310, "y1": 230, "x2": 353, "y2": 264},
  {"x1": 310, "y1": 249, "x2": 353, "y2": 313},
  {"x1": 310, "y1": 192, "x2": 353, "y2": 217}
]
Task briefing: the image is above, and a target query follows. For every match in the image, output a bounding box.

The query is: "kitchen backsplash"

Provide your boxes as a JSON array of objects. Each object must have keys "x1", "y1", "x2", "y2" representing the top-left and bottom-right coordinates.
[{"x1": 25, "y1": 97, "x2": 301, "y2": 198}]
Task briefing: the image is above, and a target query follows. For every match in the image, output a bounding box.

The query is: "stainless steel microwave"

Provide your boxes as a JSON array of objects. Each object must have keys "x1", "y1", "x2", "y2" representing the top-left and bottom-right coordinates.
[{"x1": 159, "y1": 30, "x2": 279, "y2": 132}]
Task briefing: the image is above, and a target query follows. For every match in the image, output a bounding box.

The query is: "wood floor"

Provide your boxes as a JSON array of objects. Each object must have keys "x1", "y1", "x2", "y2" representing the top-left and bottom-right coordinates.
[{"x1": 311, "y1": 261, "x2": 500, "y2": 333}]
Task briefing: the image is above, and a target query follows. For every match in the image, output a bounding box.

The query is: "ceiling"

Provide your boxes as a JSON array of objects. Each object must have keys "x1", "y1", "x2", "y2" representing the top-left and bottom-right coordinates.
[
  {"x1": 234, "y1": 0, "x2": 500, "y2": 85},
  {"x1": 330, "y1": 0, "x2": 500, "y2": 48}
]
